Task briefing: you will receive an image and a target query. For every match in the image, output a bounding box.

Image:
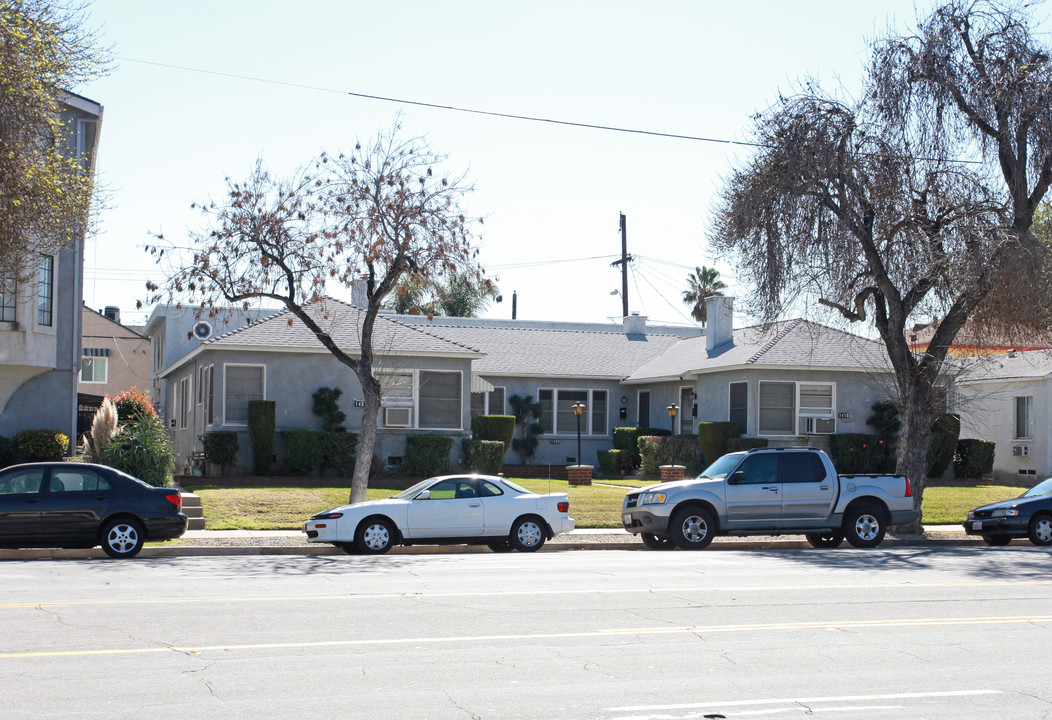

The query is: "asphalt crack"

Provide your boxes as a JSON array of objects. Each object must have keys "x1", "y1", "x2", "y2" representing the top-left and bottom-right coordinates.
[{"x1": 445, "y1": 692, "x2": 480, "y2": 719}]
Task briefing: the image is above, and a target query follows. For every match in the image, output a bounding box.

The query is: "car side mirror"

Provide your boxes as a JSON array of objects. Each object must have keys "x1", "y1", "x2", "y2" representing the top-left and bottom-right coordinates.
[
  {"x1": 415, "y1": 490, "x2": 431, "y2": 500},
  {"x1": 728, "y1": 471, "x2": 745, "y2": 485}
]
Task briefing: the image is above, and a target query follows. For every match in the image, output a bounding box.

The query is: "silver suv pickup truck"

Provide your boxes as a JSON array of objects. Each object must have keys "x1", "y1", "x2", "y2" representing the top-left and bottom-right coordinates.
[{"x1": 622, "y1": 447, "x2": 918, "y2": 550}]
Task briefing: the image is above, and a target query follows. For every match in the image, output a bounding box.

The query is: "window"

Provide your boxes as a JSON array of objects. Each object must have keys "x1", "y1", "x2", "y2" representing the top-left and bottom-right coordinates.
[
  {"x1": 199, "y1": 364, "x2": 214, "y2": 425},
  {"x1": 80, "y1": 356, "x2": 108, "y2": 383},
  {"x1": 759, "y1": 382, "x2": 795, "y2": 435},
  {"x1": 729, "y1": 382, "x2": 748, "y2": 435},
  {"x1": 758, "y1": 381, "x2": 836, "y2": 435},
  {"x1": 679, "y1": 387, "x2": 694, "y2": 434},
  {"x1": 0, "y1": 468, "x2": 45, "y2": 495},
  {"x1": 178, "y1": 376, "x2": 191, "y2": 429},
  {"x1": 50, "y1": 469, "x2": 111, "y2": 493},
  {"x1": 470, "y1": 386, "x2": 506, "y2": 416},
  {"x1": 37, "y1": 254, "x2": 53, "y2": 326},
  {"x1": 1015, "y1": 396, "x2": 1034, "y2": 439},
  {"x1": 224, "y1": 365, "x2": 264, "y2": 425},
  {"x1": 539, "y1": 388, "x2": 609, "y2": 435},
  {"x1": 0, "y1": 273, "x2": 14, "y2": 322},
  {"x1": 419, "y1": 371, "x2": 462, "y2": 429},
  {"x1": 780, "y1": 452, "x2": 826, "y2": 483},
  {"x1": 378, "y1": 372, "x2": 413, "y2": 405},
  {"x1": 735, "y1": 453, "x2": 779, "y2": 484},
  {"x1": 638, "y1": 391, "x2": 650, "y2": 427}
]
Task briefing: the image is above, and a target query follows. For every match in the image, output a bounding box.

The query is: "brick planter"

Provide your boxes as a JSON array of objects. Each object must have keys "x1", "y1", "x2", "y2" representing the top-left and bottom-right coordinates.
[
  {"x1": 660, "y1": 465, "x2": 685, "y2": 483},
  {"x1": 567, "y1": 465, "x2": 593, "y2": 486}
]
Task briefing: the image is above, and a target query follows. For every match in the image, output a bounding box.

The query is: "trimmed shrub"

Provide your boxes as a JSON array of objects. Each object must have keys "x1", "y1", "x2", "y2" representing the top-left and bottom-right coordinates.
[
  {"x1": 0, "y1": 435, "x2": 15, "y2": 468},
  {"x1": 402, "y1": 435, "x2": 454, "y2": 477},
  {"x1": 927, "y1": 413, "x2": 960, "y2": 479},
  {"x1": 638, "y1": 434, "x2": 704, "y2": 476},
  {"x1": 596, "y1": 449, "x2": 622, "y2": 475},
  {"x1": 461, "y1": 438, "x2": 505, "y2": 474},
  {"x1": 322, "y1": 432, "x2": 357, "y2": 474},
  {"x1": 471, "y1": 415, "x2": 516, "y2": 452},
  {"x1": 828, "y1": 433, "x2": 890, "y2": 474},
  {"x1": 955, "y1": 439, "x2": 995, "y2": 479},
  {"x1": 14, "y1": 429, "x2": 69, "y2": 461},
  {"x1": 283, "y1": 430, "x2": 325, "y2": 476},
  {"x1": 110, "y1": 388, "x2": 157, "y2": 424},
  {"x1": 312, "y1": 387, "x2": 346, "y2": 432},
  {"x1": 726, "y1": 437, "x2": 769, "y2": 452},
  {"x1": 697, "y1": 421, "x2": 740, "y2": 466},
  {"x1": 100, "y1": 414, "x2": 175, "y2": 487},
  {"x1": 248, "y1": 400, "x2": 276, "y2": 475},
  {"x1": 637, "y1": 426, "x2": 672, "y2": 437},
  {"x1": 203, "y1": 432, "x2": 239, "y2": 475}
]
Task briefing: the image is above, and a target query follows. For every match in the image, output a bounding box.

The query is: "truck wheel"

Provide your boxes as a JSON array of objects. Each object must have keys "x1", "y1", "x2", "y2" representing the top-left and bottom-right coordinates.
[
  {"x1": 669, "y1": 507, "x2": 715, "y2": 550},
  {"x1": 843, "y1": 504, "x2": 887, "y2": 548},
  {"x1": 805, "y1": 532, "x2": 844, "y2": 549},
  {"x1": 1027, "y1": 514, "x2": 1052, "y2": 546},
  {"x1": 640, "y1": 533, "x2": 675, "y2": 550}
]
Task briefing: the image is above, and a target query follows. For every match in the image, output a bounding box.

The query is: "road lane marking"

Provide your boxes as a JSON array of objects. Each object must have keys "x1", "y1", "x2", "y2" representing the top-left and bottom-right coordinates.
[
  {"x1": 605, "y1": 689, "x2": 1001, "y2": 713},
  {"x1": 0, "y1": 616, "x2": 1048, "y2": 659},
  {"x1": 2, "y1": 579, "x2": 1051, "y2": 609}
]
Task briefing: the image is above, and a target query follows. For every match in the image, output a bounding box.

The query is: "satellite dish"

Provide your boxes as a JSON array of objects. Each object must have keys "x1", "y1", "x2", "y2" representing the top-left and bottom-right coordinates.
[{"x1": 192, "y1": 320, "x2": 213, "y2": 341}]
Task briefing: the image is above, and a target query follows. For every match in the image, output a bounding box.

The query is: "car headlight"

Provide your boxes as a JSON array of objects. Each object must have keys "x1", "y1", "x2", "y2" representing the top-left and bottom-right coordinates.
[
  {"x1": 640, "y1": 492, "x2": 667, "y2": 505},
  {"x1": 991, "y1": 508, "x2": 1019, "y2": 518},
  {"x1": 311, "y1": 511, "x2": 344, "y2": 520}
]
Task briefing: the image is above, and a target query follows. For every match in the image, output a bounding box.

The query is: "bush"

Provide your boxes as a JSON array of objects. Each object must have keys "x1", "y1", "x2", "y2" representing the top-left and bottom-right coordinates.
[
  {"x1": 697, "y1": 421, "x2": 740, "y2": 466},
  {"x1": 726, "y1": 437, "x2": 769, "y2": 452},
  {"x1": 312, "y1": 387, "x2": 346, "y2": 432},
  {"x1": 638, "y1": 434, "x2": 704, "y2": 476},
  {"x1": 402, "y1": 435, "x2": 454, "y2": 477},
  {"x1": 248, "y1": 400, "x2": 276, "y2": 475},
  {"x1": 14, "y1": 429, "x2": 69, "y2": 461},
  {"x1": 637, "y1": 426, "x2": 671, "y2": 437},
  {"x1": 321, "y1": 432, "x2": 357, "y2": 474},
  {"x1": 596, "y1": 449, "x2": 622, "y2": 475},
  {"x1": 955, "y1": 439, "x2": 995, "y2": 479},
  {"x1": 100, "y1": 414, "x2": 175, "y2": 487},
  {"x1": 471, "y1": 415, "x2": 516, "y2": 451},
  {"x1": 638, "y1": 436, "x2": 665, "y2": 476},
  {"x1": 461, "y1": 438, "x2": 505, "y2": 474},
  {"x1": 283, "y1": 430, "x2": 325, "y2": 476},
  {"x1": 0, "y1": 435, "x2": 17, "y2": 468},
  {"x1": 110, "y1": 388, "x2": 157, "y2": 424},
  {"x1": 927, "y1": 413, "x2": 960, "y2": 479},
  {"x1": 203, "y1": 432, "x2": 239, "y2": 475},
  {"x1": 828, "y1": 433, "x2": 892, "y2": 474},
  {"x1": 613, "y1": 427, "x2": 642, "y2": 469}
]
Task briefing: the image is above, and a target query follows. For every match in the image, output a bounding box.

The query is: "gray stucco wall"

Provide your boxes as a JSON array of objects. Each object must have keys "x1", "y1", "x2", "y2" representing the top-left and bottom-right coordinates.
[{"x1": 959, "y1": 378, "x2": 1048, "y2": 484}]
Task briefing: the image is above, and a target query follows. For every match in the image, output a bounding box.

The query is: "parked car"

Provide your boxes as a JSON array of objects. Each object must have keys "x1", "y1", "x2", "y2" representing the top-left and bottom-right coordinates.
[
  {"x1": 623, "y1": 447, "x2": 918, "y2": 550},
  {"x1": 303, "y1": 474, "x2": 575, "y2": 554},
  {"x1": 0, "y1": 462, "x2": 187, "y2": 558},
  {"x1": 963, "y1": 477, "x2": 1052, "y2": 546}
]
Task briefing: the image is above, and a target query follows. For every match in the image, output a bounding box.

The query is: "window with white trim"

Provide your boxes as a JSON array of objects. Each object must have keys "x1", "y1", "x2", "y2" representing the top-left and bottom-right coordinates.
[
  {"x1": 0, "y1": 273, "x2": 14, "y2": 323},
  {"x1": 178, "y1": 376, "x2": 191, "y2": 429},
  {"x1": 1015, "y1": 396, "x2": 1034, "y2": 439},
  {"x1": 419, "y1": 371, "x2": 462, "y2": 429},
  {"x1": 729, "y1": 382, "x2": 748, "y2": 435},
  {"x1": 758, "y1": 381, "x2": 836, "y2": 435},
  {"x1": 80, "y1": 356, "x2": 107, "y2": 383},
  {"x1": 199, "y1": 364, "x2": 214, "y2": 425},
  {"x1": 224, "y1": 364, "x2": 264, "y2": 426},
  {"x1": 538, "y1": 388, "x2": 608, "y2": 435},
  {"x1": 470, "y1": 386, "x2": 506, "y2": 416}
]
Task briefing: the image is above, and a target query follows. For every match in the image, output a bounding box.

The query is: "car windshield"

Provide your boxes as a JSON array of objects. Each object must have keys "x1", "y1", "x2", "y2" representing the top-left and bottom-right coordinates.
[
  {"x1": 392, "y1": 479, "x2": 435, "y2": 499},
  {"x1": 697, "y1": 453, "x2": 745, "y2": 480},
  {"x1": 1022, "y1": 478, "x2": 1052, "y2": 498}
]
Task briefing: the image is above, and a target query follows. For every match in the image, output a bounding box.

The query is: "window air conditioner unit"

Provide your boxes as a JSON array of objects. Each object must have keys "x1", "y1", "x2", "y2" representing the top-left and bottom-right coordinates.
[
  {"x1": 1012, "y1": 444, "x2": 1030, "y2": 457},
  {"x1": 384, "y1": 407, "x2": 411, "y2": 428},
  {"x1": 800, "y1": 417, "x2": 835, "y2": 435}
]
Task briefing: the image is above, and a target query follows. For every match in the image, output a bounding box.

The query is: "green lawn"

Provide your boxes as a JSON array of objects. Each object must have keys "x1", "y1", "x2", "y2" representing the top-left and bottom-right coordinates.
[{"x1": 192, "y1": 479, "x2": 1026, "y2": 531}]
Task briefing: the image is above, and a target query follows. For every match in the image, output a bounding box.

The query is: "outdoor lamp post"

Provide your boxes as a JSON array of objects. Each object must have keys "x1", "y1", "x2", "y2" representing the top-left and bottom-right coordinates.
[
  {"x1": 667, "y1": 403, "x2": 679, "y2": 465},
  {"x1": 572, "y1": 401, "x2": 586, "y2": 465}
]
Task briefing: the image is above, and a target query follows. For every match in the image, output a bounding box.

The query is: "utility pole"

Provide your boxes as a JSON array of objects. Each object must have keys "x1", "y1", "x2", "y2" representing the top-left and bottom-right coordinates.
[{"x1": 610, "y1": 213, "x2": 632, "y2": 318}]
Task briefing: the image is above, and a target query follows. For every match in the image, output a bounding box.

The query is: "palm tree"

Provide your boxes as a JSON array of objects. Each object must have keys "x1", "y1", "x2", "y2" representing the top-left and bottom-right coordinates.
[{"x1": 682, "y1": 266, "x2": 727, "y2": 323}]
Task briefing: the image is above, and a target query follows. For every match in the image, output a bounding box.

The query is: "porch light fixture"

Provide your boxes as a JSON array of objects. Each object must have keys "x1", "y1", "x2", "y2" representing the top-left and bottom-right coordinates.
[{"x1": 667, "y1": 403, "x2": 679, "y2": 465}]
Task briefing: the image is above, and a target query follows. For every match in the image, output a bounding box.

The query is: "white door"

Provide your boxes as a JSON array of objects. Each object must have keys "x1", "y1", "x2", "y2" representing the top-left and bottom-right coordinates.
[{"x1": 406, "y1": 478, "x2": 485, "y2": 537}]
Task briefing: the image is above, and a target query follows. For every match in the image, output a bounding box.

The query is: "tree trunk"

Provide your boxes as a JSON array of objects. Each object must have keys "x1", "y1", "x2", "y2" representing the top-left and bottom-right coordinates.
[
  {"x1": 349, "y1": 370, "x2": 382, "y2": 505},
  {"x1": 893, "y1": 381, "x2": 933, "y2": 534}
]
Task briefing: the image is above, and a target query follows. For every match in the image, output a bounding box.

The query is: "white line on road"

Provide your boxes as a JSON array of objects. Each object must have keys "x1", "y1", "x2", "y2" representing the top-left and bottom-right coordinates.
[{"x1": 605, "y1": 689, "x2": 1001, "y2": 714}]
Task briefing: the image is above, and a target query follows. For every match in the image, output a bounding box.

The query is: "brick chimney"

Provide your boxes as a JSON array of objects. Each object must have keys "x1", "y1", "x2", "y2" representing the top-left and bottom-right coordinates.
[{"x1": 705, "y1": 295, "x2": 734, "y2": 350}]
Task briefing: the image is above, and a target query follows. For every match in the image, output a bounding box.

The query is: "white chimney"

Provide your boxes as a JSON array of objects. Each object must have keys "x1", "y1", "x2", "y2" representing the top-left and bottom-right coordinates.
[
  {"x1": 705, "y1": 295, "x2": 734, "y2": 350},
  {"x1": 624, "y1": 311, "x2": 647, "y2": 336},
  {"x1": 351, "y1": 277, "x2": 369, "y2": 307}
]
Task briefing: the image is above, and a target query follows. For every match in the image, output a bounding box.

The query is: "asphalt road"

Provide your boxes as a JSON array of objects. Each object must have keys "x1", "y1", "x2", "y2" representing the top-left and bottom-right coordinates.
[{"x1": 2, "y1": 546, "x2": 1050, "y2": 719}]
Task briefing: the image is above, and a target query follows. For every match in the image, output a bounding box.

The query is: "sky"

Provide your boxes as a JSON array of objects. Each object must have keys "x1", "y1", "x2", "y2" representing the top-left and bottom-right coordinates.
[{"x1": 75, "y1": 0, "x2": 1012, "y2": 330}]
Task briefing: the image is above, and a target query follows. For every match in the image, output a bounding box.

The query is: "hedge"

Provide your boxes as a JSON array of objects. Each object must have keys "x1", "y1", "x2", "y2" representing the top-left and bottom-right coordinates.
[
  {"x1": 828, "y1": 433, "x2": 891, "y2": 474},
  {"x1": 14, "y1": 429, "x2": 69, "y2": 461},
  {"x1": 283, "y1": 430, "x2": 326, "y2": 476},
  {"x1": 596, "y1": 449, "x2": 622, "y2": 475},
  {"x1": 638, "y1": 434, "x2": 704, "y2": 476},
  {"x1": 0, "y1": 435, "x2": 16, "y2": 468},
  {"x1": 203, "y1": 432, "x2": 239, "y2": 475},
  {"x1": 955, "y1": 439, "x2": 995, "y2": 479},
  {"x1": 402, "y1": 435, "x2": 454, "y2": 477},
  {"x1": 471, "y1": 415, "x2": 516, "y2": 452},
  {"x1": 927, "y1": 413, "x2": 960, "y2": 479},
  {"x1": 248, "y1": 400, "x2": 276, "y2": 475},
  {"x1": 726, "y1": 437, "x2": 769, "y2": 452},
  {"x1": 697, "y1": 421, "x2": 739, "y2": 466},
  {"x1": 461, "y1": 438, "x2": 505, "y2": 475},
  {"x1": 322, "y1": 432, "x2": 357, "y2": 474}
]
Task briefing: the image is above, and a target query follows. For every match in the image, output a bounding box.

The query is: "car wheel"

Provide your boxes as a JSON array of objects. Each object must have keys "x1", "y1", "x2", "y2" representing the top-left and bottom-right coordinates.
[
  {"x1": 336, "y1": 542, "x2": 359, "y2": 555},
  {"x1": 100, "y1": 518, "x2": 145, "y2": 559},
  {"x1": 805, "y1": 531, "x2": 844, "y2": 549},
  {"x1": 509, "y1": 517, "x2": 546, "y2": 552},
  {"x1": 1027, "y1": 514, "x2": 1052, "y2": 546},
  {"x1": 669, "y1": 506, "x2": 715, "y2": 550},
  {"x1": 982, "y1": 534, "x2": 1012, "y2": 546},
  {"x1": 487, "y1": 542, "x2": 514, "y2": 553},
  {"x1": 355, "y1": 517, "x2": 396, "y2": 555},
  {"x1": 640, "y1": 533, "x2": 675, "y2": 550},
  {"x1": 843, "y1": 504, "x2": 887, "y2": 548}
]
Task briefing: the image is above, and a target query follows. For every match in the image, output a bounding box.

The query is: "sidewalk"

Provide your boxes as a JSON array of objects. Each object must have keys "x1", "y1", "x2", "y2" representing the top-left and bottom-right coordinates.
[{"x1": 0, "y1": 525, "x2": 982, "y2": 560}]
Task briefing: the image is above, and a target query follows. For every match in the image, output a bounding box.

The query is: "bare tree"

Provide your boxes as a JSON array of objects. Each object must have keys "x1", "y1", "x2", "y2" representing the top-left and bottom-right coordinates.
[
  {"x1": 144, "y1": 126, "x2": 490, "y2": 503},
  {"x1": 711, "y1": 1, "x2": 1052, "y2": 528}
]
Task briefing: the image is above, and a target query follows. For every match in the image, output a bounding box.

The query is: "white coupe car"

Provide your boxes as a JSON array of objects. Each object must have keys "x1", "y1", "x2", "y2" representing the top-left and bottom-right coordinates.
[{"x1": 303, "y1": 474, "x2": 576, "y2": 554}]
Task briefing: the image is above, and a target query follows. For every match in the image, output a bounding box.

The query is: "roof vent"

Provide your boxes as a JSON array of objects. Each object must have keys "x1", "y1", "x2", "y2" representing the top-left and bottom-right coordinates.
[{"x1": 192, "y1": 320, "x2": 213, "y2": 341}]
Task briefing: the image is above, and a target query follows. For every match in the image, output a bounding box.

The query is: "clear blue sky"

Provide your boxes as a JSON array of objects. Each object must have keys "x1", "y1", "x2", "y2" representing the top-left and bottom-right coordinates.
[{"x1": 78, "y1": 0, "x2": 1018, "y2": 328}]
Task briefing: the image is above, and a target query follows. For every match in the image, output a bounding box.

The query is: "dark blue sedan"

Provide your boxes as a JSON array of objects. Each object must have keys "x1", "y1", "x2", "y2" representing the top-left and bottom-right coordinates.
[
  {"x1": 963, "y1": 478, "x2": 1052, "y2": 546},
  {"x1": 0, "y1": 463, "x2": 187, "y2": 558}
]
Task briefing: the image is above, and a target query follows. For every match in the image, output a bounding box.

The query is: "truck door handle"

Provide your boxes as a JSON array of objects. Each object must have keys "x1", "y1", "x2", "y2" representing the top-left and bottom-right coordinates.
[
  {"x1": 468, "y1": 503, "x2": 481, "y2": 507},
  {"x1": 820, "y1": 485, "x2": 829, "y2": 490},
  {"x1": 762, "y1": 486, "x2": 778, "y2": 492}
]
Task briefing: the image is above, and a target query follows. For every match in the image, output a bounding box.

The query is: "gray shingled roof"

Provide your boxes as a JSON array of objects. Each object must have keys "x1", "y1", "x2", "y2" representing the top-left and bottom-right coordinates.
[
  {"x1": 623, "y1": 319, "x2": 891, "y2": 383},
  {"x1": 403, "y1": 324, "x2": 683, "y2": 379},
  {"x1": 203, "y1": 298, "x2": 482, "y2": 357},
  {"x1": 957, "y1": 350, "x2": 1052, "y2": 382}
]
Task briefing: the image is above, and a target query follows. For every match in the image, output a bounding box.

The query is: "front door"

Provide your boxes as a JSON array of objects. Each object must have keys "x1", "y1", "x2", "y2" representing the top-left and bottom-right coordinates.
[
  {"x1": 38, "y1": 467, "x2": 115, "y2": 545},
  {"x1": 779, "y1": 451, "x2": 836, "y2": 524},
  {"x1": 406, "y1": 478, "x2": 485, "y2": 538},
  {"x1": 724, "y1": 453, "x2": 781, "y2": 528},
  {"x1": 0, "y1": 466, "x2": 47, "y2": 544}
]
